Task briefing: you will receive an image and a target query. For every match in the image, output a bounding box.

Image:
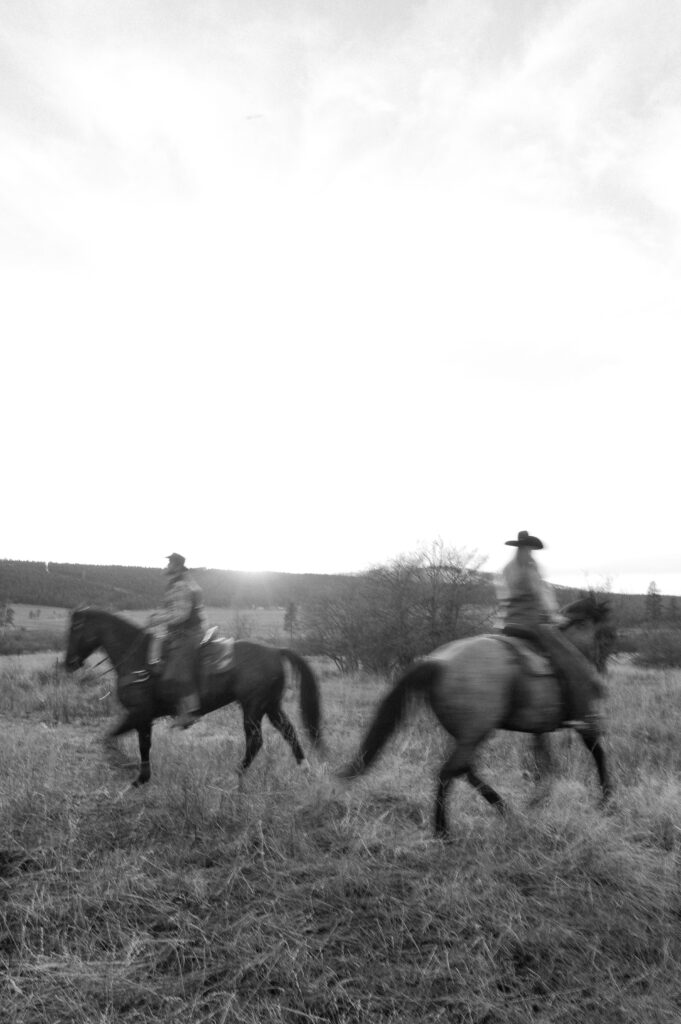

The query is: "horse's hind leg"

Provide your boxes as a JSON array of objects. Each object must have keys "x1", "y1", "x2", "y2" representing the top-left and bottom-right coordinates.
[
  {"x1": 435, "y1": 744, "x2": 504, "y2": 837},
  {"x1": 526, "y1": 734, "x2": 554, "y2": 783},
  {"x1": 466, "y1": 768, "x2": 505, "y2": 812},
  {"x1": 238, "y1": 714, "x2": 264, "y2": 776},
  {"x1": 266, "y1": 706, "x2": 308, "y2": 766}
]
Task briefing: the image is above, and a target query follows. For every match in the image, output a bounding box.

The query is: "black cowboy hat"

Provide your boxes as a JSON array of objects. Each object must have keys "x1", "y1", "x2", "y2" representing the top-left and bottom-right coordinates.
[
  {"x1": 165, "y1": 552, "x2": 186, "y2": 572},
  {"x1": 505, "y1": 531, "x2": 544, "y2": 550}
]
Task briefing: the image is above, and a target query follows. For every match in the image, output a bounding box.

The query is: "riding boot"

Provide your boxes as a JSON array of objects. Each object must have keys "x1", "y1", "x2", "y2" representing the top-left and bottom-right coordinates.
[{"x1": 172, "y1": 694, "x2": 201, "y2": 730}]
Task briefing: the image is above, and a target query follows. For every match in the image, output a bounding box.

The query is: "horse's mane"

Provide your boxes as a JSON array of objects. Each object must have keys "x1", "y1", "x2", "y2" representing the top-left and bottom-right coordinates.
[
  {"x1": 561, "y1": 591, "x2": 610, "y2": 626},
  {"x1": 73, "y1": 606, "x2": 145, "y2": 638}
]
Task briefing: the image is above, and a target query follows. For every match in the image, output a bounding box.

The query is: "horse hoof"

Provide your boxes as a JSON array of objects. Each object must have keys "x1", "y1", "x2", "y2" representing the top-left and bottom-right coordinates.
[
  {"x1": 102, "y1": 740, "x2": 134, "y2": 773},
  {"x1": 600, "y1": 790, "x2": 615, "y2": 811}
]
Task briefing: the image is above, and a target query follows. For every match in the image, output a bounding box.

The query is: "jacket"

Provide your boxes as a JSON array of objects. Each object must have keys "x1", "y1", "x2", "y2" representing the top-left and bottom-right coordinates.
[
  {"x1": 494, "y1": 555, "x2": 563, "y2": 631},
  {"x1": 160, "y1": 572, "x2": 206, "y2": 636}
]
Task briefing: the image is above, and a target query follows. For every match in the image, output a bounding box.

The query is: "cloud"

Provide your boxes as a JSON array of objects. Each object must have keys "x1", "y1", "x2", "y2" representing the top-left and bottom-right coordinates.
[{"x1": 292, "y1": 0, "x2": 681, "y2": 253}]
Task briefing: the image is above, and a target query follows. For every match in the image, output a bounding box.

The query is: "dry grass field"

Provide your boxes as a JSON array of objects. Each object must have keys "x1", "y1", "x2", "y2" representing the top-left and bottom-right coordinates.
[{"x1": 1, "y1": 653, "x2": 681, "y2": 1023}]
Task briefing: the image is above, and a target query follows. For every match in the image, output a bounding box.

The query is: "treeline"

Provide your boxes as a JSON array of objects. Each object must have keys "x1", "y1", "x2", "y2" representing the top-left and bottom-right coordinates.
[
  {"x1": 0, "y1": 561, "x2": 163, "y2": 610},
  {"x1": 616, "y1": 582, "x2": 681, "y2": 668},
  {"x1": 0, "y1": 557, "x2": 653, "y2": 626}
]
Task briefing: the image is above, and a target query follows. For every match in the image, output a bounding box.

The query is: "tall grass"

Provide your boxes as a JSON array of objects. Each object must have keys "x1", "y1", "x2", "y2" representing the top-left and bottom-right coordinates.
[
  {"x1": 0, "y1": 657, "x2": 114, "y2": 724},
  {"x1": 0, "y1": 630, "x2": 64, "y2": 656},
  {"x1": 1, "y1": 658, "x2": 681, "y2": 1022}
]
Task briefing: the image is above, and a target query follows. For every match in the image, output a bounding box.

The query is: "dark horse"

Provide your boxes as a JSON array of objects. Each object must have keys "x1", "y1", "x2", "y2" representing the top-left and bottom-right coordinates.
[
  {"x1": 339, "y1": 595, "x2": 613, "y2": 837},
  {"x1": 65, "y1": 608, "x2": 323, "y2": 787}
]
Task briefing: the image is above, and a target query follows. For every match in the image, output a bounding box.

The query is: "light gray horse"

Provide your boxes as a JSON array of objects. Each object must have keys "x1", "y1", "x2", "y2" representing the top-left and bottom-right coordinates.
[{"x1": 339, "y1": 595, "x2": 612, "y2": 836}]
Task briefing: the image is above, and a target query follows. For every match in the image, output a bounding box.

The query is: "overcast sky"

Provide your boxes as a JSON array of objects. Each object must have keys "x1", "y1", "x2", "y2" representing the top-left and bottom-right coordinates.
[{"x1": 3, "y1": 0, "x2": 681, "y2": 594}]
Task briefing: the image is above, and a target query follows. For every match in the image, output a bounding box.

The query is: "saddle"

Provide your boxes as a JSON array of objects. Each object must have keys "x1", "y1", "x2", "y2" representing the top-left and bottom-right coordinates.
[
  {"x1": 490, "y1": 633, "x2": 554, "y2": 677},
  {"x1": 198, "y1": 631, "x2": 235, "y2": 675},
  {"x1": 146, "y1": 626, "x2": 235, "y2": 677}
]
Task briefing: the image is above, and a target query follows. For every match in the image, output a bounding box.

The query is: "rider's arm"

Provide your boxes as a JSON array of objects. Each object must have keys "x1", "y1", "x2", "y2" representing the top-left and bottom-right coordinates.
[{"x1": 526, "y1": 565, "x2": 565, "y2": 624}]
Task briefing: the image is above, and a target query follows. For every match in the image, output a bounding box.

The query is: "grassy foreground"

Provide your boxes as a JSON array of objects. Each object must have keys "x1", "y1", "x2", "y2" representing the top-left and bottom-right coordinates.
[{"x1": 1, "y1": 656, "x2": 681, "y2": 1023}]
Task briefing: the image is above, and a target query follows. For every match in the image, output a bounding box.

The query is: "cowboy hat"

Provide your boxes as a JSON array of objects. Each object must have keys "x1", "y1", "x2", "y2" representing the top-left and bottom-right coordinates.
[
  {"x1": 505, "y1": 531, "x2": 544, "y2": 550},
  {"x1": 164, "y1": 552, "x2": 186, "y2": 573}
]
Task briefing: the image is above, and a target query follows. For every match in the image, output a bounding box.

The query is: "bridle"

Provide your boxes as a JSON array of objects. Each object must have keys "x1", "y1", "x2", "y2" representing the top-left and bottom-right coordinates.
[{"x1": 69, "y1": 616, "x2": 148, "y2": 677}]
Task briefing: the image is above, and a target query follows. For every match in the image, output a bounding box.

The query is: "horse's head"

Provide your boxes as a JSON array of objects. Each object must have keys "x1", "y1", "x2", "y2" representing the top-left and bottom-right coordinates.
[
  {"x1": 561, "y1": 592, "x2": 615, "y2": 672},
  {"x1": 65, "y1": 607, "x2": 100, "y2": 671}
]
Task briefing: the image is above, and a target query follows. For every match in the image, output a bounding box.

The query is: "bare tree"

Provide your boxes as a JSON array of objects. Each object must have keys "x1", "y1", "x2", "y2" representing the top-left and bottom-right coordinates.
[
  {"x1": 302, "y1": 577, "x2": 369, "y2": 673},
  {"x1": 301, "y1": 541, "x2": 493, "y2": 675}
]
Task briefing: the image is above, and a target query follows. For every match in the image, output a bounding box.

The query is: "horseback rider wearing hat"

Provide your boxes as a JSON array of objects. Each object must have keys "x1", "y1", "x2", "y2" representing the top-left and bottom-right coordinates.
[
  {"x1": 496, "y1": 531, "x2": 604, "y2": 728},
  {"x1": 152, "y1": 553, "x2": 207, "y2": 729}
]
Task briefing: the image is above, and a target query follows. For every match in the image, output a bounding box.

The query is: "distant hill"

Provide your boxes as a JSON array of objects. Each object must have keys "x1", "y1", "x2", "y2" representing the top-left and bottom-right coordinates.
[{"x1": 0, "y1": 559, "x2": 350, "y2": 612}]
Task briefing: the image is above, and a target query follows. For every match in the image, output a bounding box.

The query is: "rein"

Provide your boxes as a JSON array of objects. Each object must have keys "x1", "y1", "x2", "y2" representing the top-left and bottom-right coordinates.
[{"x1": 89, "y1": 654, "x2": 114, "y2": 674}]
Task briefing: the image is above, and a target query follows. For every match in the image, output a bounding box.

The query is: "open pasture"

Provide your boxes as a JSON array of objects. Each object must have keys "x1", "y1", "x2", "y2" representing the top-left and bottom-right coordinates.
[
  {"x1": 92, "y1": 606, "x2": 286, "y2": 645},
  {"x1": 1, "y1": 658, "x2": 681, "y2": 1023},
  {"x1": 8, "y1": 606, "x2": 71, "y2": 632},
  {"x1": 11, "y1": 604, "x2": 286, "y2": 641}
]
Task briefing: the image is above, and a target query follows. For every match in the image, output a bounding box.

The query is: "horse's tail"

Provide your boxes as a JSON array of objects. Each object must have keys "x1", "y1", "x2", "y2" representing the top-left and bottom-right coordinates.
[
  {"x1": 280, "y1": 649, "x2": 323, "y2": 749},
  {"x1": 338, "y1": 660, "x2": 441, "y2": 778}
]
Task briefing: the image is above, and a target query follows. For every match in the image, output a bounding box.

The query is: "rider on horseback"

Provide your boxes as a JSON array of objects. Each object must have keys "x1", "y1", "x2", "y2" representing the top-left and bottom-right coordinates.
[
  {"x1": 150, "y1": 552, "x2": 206, "y2": 729},
  {"x1": 496, "y1": 531, "x2": 605, "y2": 729}
]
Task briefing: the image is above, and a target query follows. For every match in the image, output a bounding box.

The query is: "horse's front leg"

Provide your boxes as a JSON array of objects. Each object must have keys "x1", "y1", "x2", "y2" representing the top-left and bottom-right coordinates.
[
  {"x1": 525, "y1": 733, "x2": 555, "y2": 806},
  {"x1": 577, "y1": 725, "x2": 612, "y2": 804},
  {"x1": 103, "y1": 713, "x2": 138, "y2": 773},
  {"x1": 525, "y1": 733, "x2": 553, "y2": 781},
  {"x1": 131, "y1": 723, "x2": 153, "y2": 787}
]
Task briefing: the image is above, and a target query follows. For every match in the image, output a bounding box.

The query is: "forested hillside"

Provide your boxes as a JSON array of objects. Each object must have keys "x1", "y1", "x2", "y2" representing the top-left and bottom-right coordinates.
[{"x1": 0, "y1": 557, "x2": 651, "y2": 630}]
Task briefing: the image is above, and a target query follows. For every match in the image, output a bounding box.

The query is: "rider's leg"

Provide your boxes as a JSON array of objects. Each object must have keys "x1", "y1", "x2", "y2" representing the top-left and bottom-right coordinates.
[
  {"x1": 148, "y1": 626, "x2": 166, "y2": 667},
  {"x1": 503, "y1": 623, "x2": 601, "y2": 726},
  {"x1": 164, "y1": 635, "x2": 201, "y2": 729},
  {"x1": 537, "y1": 624, "x2": 604, "y2": 725}
]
